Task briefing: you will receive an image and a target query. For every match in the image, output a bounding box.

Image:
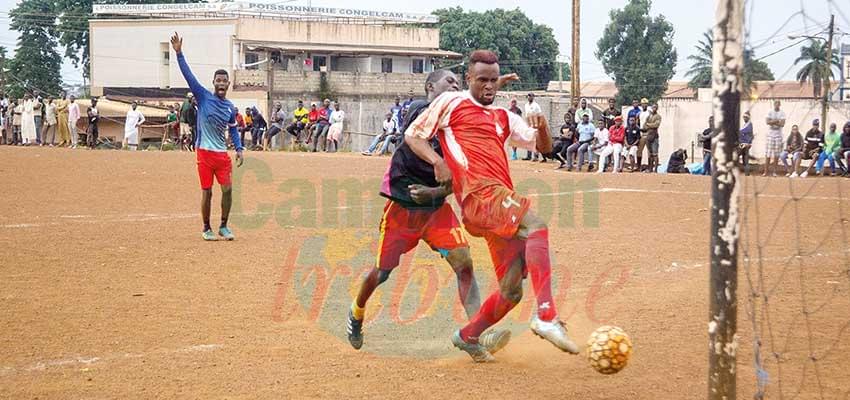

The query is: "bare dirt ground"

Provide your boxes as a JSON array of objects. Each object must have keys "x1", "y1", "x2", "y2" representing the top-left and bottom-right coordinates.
[{"x1": 1, "y1": 146, "x2": 849, "y2": 399}]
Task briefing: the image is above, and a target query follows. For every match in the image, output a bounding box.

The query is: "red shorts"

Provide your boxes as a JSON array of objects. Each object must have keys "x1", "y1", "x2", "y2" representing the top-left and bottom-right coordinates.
[
  {"x1": 196, "y1": 149, "x2": 232, "y2": 189},
  {"x1": 376, "y1": 201, "x2": 468, "y2": 271},
  {"x1": 461, "y1": 185, "x2": 531, "y2": 240}
]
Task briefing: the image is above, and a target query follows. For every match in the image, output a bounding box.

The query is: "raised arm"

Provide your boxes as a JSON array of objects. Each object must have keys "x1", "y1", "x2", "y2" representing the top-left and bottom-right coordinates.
[{"x1": 171, "y1": 32, "x2": 209, "y2": 102}]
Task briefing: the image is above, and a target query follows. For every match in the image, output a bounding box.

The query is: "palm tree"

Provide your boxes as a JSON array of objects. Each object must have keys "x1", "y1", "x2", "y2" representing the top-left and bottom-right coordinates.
[
  {"x1": 686, "y1": 29, "x2": 775, "y2": 94},
  {"x1": 685, "y1": 31, "x2": 713, "y2": 90},
  {"x1": 794, "y1": 39, "x2": 840, "y2": 99}
]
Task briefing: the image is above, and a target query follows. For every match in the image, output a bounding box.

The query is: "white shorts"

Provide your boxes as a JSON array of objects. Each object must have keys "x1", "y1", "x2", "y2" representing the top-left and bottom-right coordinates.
[{"x1": 622, "y1": 144, "x2": 638, "y2": 157}]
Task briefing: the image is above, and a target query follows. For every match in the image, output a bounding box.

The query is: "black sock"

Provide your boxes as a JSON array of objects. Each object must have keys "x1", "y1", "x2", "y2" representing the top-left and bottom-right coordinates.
[
  {"x1": 203, "y1": 222, "x2": 211, "y2": 232},
  {"x1": 220, "y1": 218, "x2": 228, "y2": 229}
]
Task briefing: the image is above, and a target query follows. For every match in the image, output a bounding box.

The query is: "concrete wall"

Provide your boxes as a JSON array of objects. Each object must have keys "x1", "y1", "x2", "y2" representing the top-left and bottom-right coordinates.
[
  {"x1": 235, "y1": 18, "x2": 440, "y2": 49},
  {"x1": 90, "y1": 19, "x2": 236, "y2": 91},
  {"x1": 263, "y1": 71, "x2": 425, "y2": 98}
]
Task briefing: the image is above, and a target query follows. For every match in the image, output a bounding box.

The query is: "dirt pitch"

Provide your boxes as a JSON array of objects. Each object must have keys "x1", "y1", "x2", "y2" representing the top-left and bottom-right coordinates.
[{"x1": 1, "y1": 146, "x2": 849, "y2": 399}]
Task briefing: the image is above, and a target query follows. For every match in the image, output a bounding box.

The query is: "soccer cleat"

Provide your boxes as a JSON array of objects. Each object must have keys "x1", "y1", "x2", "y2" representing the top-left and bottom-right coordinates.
[
  {"x1": 530, "y1": 315, "x2": 580, "y2": 354},
  {"x1": 800, "y1": 170, "x2": 809, "y2": 178},
  {"x1": 789, "y1": 172, "x2": 799, "y2": 178},
  {"x1": 218, "y1": 226, "x2": 235, "y2": 241},
  {"x1": 451, "y1": 330, "x2": 495, "y2": 362},
  {"x1": 347, "y1": 310, "x2": 364, "y2": 350},
  {"x1": 479, "y1": 329, "x2": 511, "y2": 354},
  {"x1": 202, "y1": 229, "x2": 217, "y2": 241}
]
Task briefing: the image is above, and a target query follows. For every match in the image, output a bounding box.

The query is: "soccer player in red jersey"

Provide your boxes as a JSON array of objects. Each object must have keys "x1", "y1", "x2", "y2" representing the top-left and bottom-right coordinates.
[
  {"x1": 346, "y1": 69, "x2": 511, "y2": 355},
  {"x1": 404, "y1": 50, "x2": 579, "y2": 362}
]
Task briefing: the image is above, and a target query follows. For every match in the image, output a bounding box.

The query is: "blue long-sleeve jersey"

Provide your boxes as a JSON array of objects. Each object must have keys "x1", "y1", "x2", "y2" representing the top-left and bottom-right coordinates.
[{"x1": 176, "y1": 52, "x2": 243, "y2": 152}]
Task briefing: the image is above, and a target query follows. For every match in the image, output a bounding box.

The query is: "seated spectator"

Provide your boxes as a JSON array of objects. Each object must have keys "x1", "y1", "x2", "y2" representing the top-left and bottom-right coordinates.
[
  {"x1": 250, "y1": 107, "x2": 266, "y2": 150},
  {"x1": 553, "y1": 112, "x2": 575, "y2": 169},
  {"x1": 779, "y1": 124, "x2": 804, "y2": 177},
  {"x1": 591, "y1": 119, "x2": 609, "y2": 173},
  {"x1": 799, "y1": 119, "x2": 823, "y2": 178},
  {"x1": 602, "y1": 115, "x2": 625, "y2": 173},
  {"x1": 833, "y1": 121, "x2": 850, "y2": 176},
  {"x1": 564, "y1": 113, "x2": 595, "y2": 172},
  {"x1": 263, "y1": 102, "x2": 285, "y2": 151},
  {"x1": 326, "y1": 101, "x2": 344, "y2": 153},
  {"x1": 241, "y1": 107, "x2": 253, "y2": 146},
  {"x1": 667, "y1": 149, "x2": 690, "y2": 173},
  {"x1": 287, "y1": 100, "x2": 309, "y2": 145},
  {"x1": 311, "y1": 99, "x2": 331, "y2": 152},
  {"x1": 362, "y1": 112, "x2": 396, "y2": 156},
  {"x1": 305, "y1": 102, "x2": 320, "y2": 144},
  {"x1": 623, "y1": 116, "x2": 641, "y2": 172},
  {"x1": 817, "y1": 122, "x2": 840, "y2": 176}
]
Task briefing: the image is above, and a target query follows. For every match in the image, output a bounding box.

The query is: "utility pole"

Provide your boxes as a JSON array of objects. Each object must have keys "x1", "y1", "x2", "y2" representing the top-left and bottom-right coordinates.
[
  {"x1": 571, "y1": 0, "x2": 580, "y2": 103},
  {"x1": 821, "y1": 14, "x2": 835, "y2": 129},
  {"x1": 708, "y1": 0, "x2": 743, "y2": 398}
]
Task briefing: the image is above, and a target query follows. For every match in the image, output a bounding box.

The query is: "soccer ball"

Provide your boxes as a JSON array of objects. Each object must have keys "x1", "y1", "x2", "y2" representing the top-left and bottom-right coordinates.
[{"x1": 586, "y1": 325, "x2": 633, "y2": 374}]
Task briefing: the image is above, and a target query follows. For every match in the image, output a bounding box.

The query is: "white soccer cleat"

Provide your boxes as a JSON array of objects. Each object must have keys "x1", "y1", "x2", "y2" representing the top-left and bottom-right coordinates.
[
  {"x1": 789, "y1": 172, "x2": 799, "y2": 178},
  {"x1": 451, "y1": 330, "x2": 495, "y2": 363},
  {"x1": 800, "y1": 170, "x2": 808, "y2": 178},
  {"x1": 530, "y1": 315, "x2": 580, "y2": 354},
  {"x1": 479, "y1": 329, "x2": 512, "y2": 354}
]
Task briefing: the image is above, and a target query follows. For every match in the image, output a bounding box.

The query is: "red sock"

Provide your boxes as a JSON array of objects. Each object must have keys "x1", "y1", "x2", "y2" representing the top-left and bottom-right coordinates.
[
  {"x1": 526, "y1": 229, "x2": 557, "y2": 321},
  {"x1": 459, "y1": 292, "x2": 517, "y2": 343}
]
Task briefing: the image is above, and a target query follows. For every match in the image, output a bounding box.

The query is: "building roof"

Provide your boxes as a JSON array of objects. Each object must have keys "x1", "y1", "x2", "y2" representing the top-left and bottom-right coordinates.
[
  {"x1": 546, "y1": 80, "x2": 823, "y2": 100},
  {"x1": 244, "y1": 41, "x2": 462, "y2": 59}
]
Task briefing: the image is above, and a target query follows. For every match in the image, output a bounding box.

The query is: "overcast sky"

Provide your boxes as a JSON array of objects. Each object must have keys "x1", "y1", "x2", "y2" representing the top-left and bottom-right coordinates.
[{"x1": 0, "y1": 0, "x2": 848, "y2": 86}]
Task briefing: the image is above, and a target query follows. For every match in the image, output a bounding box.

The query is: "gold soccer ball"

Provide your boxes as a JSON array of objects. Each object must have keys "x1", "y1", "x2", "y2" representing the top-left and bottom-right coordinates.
[{"x1": 586, "y1": 325, "x2": 633, "y2": 374}]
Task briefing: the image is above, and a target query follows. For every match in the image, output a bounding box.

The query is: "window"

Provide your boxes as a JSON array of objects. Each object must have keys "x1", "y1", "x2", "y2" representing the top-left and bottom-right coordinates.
[
  {"x1": 162, "y1": 51, "x2": 170, "y2": 66},
  {"x1": 330, "y1": 56, "x2": 339, "y2": 72},
  {"x1": 412, "y1": 59, "x2": 424, "y2": 74},
  {"x1": 381, "y1": 57, "x2": 393, "y2": 73},
  {"x1": 245, "y1": 52, "x2": 260, "y2": 70},
  {"x1": 312, "y1": 55, "x2": 327, "y2": 72}
]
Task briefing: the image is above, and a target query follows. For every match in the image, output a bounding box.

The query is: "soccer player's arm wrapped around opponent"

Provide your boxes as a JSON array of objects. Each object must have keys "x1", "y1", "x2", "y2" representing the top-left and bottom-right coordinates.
[{"x1": 403, "y1": 93, "x2": 459, "y2": 184}]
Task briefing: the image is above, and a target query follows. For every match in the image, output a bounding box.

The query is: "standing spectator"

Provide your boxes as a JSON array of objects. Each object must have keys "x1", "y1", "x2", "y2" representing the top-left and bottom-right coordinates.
[
  {"x1": 402, "y1": 90, "x2": 415, "y2": 114},
  {"x1": 604, "y1": 116, "x2": 625, "y2": 173},
  {"x1": 11, "y1": 100, "x2": 21, "y2": 145},
  {"x1": 43, "y1": 98, "x2": 56, "y2": 146},
  {"x1": 799, "y1": 119, "x2": 823, "y2": 178},
  {"x1": 287, "y1": 100, "x2": 309, "y2": 144},
  {"x1": 167, "y1": 105, "x2": 179, "y2": 143},
  {"x1": 249, "y1": 107, "x2": 265, "y2": 150},
  {"x1": 362, "y1": 112, "x2": 396, "y2": 155},
  {"x1": 179, "y1": 93, "x2": 194, "y2": 145},
  {"x1": 601, "y1": 98, "x2": 621, "y2": 129},
  {"x1": 524, "y1": 93, "x2": 543, "y2": 161},
  {"x1": 184, "y1": 96, "x2": 198, "y2": 152},
  {"x1": 739, "y1": 111, "x2": 754, "y2": 175},
  {"x1": 21, "y1": 94, "x2": 36, "y2": 145},
  {"x1": 644, "y1": 104, "x2": 662, "y2": 173},
  {"x1": 86, "y1": 97, "x2": 100, "y2": 149},
  {"x1": 817, "y1": 122, "x2": 840, "y2": 176},
  {"x1": 565, "y1": 113, "x2": 595, "y2": 171},
  {"x1": 326, "y1": 101, "x2": 345, "y2": 153},
  {"x1": 623, "y1": 116, "x2": 641, "y2": 172},
  {"x1": 509, "y1": 98, "x2": 523, "y2": 160},
  {"x1": 698, "y1": 116, "x2": 716, "y2": 176},
  {"x1": 0, "y1": 95, "x2": 6, "y2": 145},
  {"x1": 123, "y1": 101, "x2": 145, "y2": 151},
  {"x1": 68, "y1": 95, "x2": 81, "y2": 148},
  {"x1": 264, "y1": 102, "x2": 285, "y2": 151},
  {"x1": 312, "y1": 99, "x2": 331, "y2": 152},
  {"x1": 241, "y1": 107, "x2": 253, "y2": 147},
  {"x1": 574, "y1": 98, "x2": 593, "y2": 124},
  {"x1": 591, "y1": 119, "x2": 609, "y2": 172},
  {"x1": 33, "y1": 96, "x2": 43, "y2": 145},
  {"x1": 390, "y1": 96, "x2": 403, "y2": 127},
  {"x1": 764, "y1": 100, "x2": 786, "y2": 176},
  {"x1": 779, "y1": 124, "x2": 804, "y2": 177},
  {"x1": 56, "y1": 96, "x2": 69, "y2": 147},
  {"x1": 635, "y1": 98, "x2": 651, "y2": 170},
  {"x1": 626, "y1": 99, "x2": 641, "y2": 124},
  {"x1": 553, "y1": 112, "x2": 575, "y2": 169},
  {"x1": 834, "y1": 122, "x2": 850, "y2": 176}
]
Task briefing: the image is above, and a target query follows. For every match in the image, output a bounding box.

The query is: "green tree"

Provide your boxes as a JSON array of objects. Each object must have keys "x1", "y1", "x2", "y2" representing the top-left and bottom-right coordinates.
[
  {"x1": 8, "y1": 0, "x2": 63, "y2": 98},
  {"x1": 433, "y1": 7, "x2": 560, "y2": 90},
  {"x1": 595, "y1": 0, "x2": 677, "y2": 105},
  {"x1": 794, "y1": 39, "x2": 840, "y2": 99},
  {"x1": 686, "y1": 29, "x2": 775, "y2": 93},
  {"x1": 56, "y1": 0, "x2": 203, "y2": 78}
]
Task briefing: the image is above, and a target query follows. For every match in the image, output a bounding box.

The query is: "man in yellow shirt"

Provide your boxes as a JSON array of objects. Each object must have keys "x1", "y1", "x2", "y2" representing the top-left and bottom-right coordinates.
[{"x1": 286, "y1": 100, "x2": 309, "y2": 144}]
